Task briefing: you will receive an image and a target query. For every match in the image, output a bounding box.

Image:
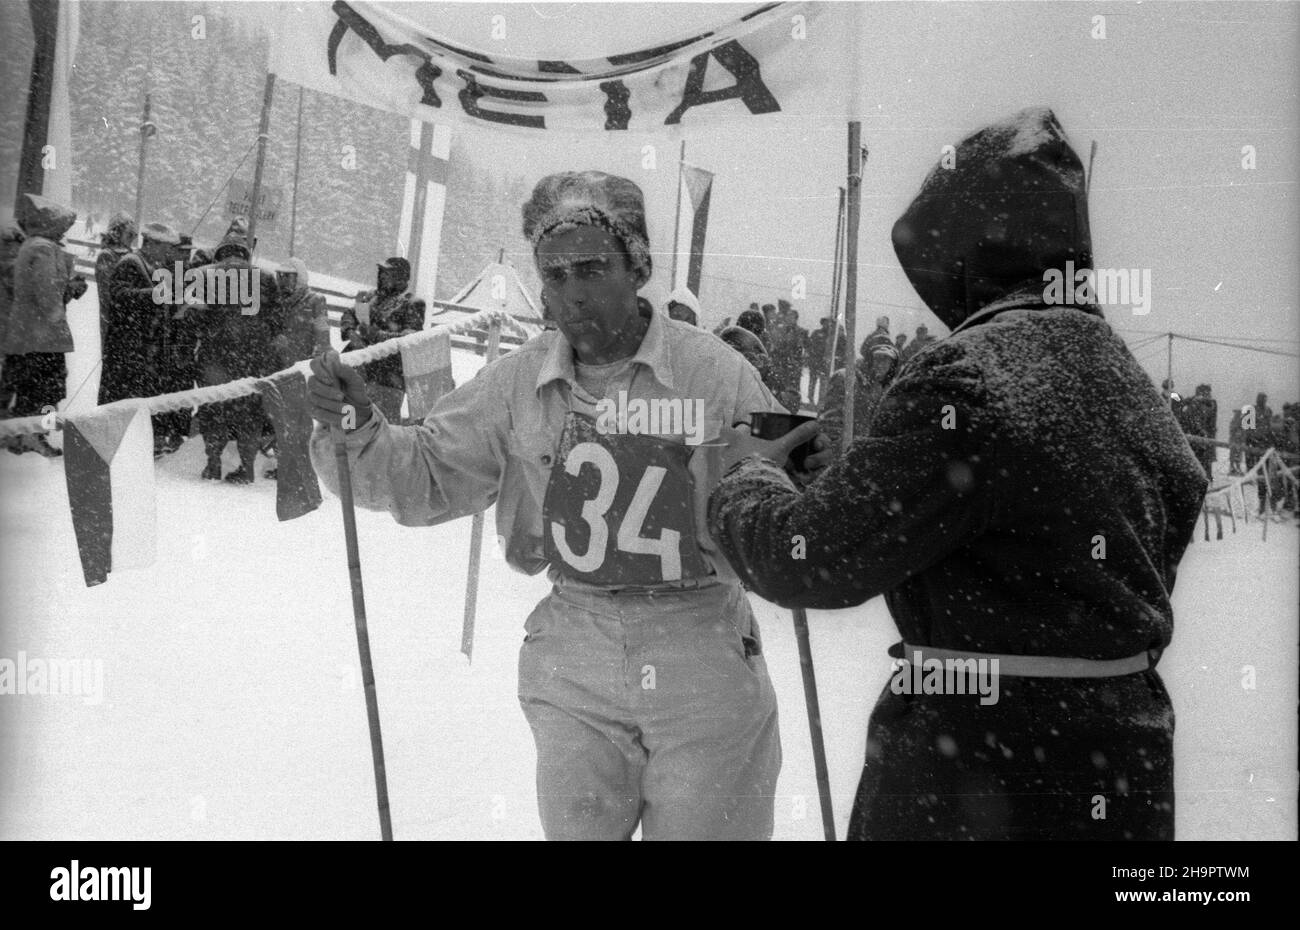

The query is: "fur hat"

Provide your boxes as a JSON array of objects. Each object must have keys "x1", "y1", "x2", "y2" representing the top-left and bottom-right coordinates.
[{"x1": 522, "y1": 171, "x2": 652, "y2": 279}]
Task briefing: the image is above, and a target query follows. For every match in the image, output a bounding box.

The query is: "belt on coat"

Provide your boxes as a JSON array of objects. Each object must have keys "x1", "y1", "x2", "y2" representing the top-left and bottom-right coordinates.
[{"x1": 888, "y1": 641, "x2": 1161, "y2": 678}]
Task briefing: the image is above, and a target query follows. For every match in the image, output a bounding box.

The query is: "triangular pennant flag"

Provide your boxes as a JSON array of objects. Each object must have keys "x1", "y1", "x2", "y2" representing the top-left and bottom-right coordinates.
[
  {"x1": 401, "y1": 328, "x2": 456, "y2": 421},
  {"x1": 62, "y1": 404, "x2": 156, "y2": 587},
  {"x1": 257, "y1": 371, "x2": 323, "y2": 521},
  {"x1": 681, "y1": 163, "x2": 714, "y2": 212}
]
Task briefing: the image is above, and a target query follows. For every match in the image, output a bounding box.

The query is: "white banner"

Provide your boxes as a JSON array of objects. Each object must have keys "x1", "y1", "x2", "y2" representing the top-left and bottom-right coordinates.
[{"x1": 269, "y1": 1, "x2": 853, "y2": 133}]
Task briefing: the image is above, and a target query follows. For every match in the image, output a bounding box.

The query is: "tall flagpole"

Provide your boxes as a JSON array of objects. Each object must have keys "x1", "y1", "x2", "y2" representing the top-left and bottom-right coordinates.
[
  {"x1": 823, "y1": 186, "x2": 846, "y2": 399},
  {"x1": 288, "y1": 86, "x2": 304, "y2": 257},
  {"x1": 669, "y1": 139, "x2": 686, "y2": 289},
  {"x1": 842, "y1": 128, "x2": 864, "y2": 449},
  {"x1": 247, "y1": 72, "x2": 276, "y2": 250}
]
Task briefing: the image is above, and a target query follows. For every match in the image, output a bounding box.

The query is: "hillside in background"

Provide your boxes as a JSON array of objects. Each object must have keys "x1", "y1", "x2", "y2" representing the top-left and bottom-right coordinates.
[{"x1": 0, "y1": 0, "x2": 537, "y2": 299}]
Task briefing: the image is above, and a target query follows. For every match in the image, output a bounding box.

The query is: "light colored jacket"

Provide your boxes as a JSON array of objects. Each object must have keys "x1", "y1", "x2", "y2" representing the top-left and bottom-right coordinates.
[
  {"x1": 310, "y1": 307, "x2": 783, "y2": 590},
  {"x1": 3, "y1": 195, "x2": 78, "y2": 355}
]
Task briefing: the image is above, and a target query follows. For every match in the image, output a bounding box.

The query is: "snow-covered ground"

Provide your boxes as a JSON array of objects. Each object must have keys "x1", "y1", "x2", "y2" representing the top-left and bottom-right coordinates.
[{"x1": 0, "y1": 289, "x2": 1295, "y2": 840}]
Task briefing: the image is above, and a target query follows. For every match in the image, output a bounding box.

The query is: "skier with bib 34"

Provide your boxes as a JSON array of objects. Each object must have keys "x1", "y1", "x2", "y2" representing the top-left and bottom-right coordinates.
[{"x1": 307, "y1": 171, "x2": 809, "y2": 840}]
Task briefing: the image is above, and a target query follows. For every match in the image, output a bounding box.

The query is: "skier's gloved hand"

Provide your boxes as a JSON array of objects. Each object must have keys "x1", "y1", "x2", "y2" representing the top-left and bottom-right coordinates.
[{"x1": 309, "y1": 349, "x2": 374, "y2": 431}]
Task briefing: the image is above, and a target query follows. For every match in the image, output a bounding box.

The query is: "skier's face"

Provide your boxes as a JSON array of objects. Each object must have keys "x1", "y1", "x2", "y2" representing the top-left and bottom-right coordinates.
[{"x1": 536, "y1": 225, "x2": 648, "y2": 363}]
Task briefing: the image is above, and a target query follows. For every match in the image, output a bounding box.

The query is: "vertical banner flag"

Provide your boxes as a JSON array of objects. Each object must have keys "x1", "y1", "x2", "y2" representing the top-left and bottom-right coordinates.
[
  {"x1": 396, "y1": 117, "x2": 451, "y2": 310},
  {"x1": 400, "y1": 328, "x2": 455, "y2": 420},
  {"x1": 257, "y1": 371, "x2": 323, "y2": 521},
  {"x1": 62, "y1": 404, "x2": 156, "y2": 587},
  {"x1": 43, "y1": 0, "x2": 80, "y2": 206},
  {"x1": 673, "y1": 163, "x2": 714, "y2": 296}
]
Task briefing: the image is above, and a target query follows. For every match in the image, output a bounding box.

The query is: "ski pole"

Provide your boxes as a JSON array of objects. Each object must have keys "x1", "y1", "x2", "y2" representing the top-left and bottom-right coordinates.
[
  {"x1": 793, "y1": 607, "x2": 835, "y2": 840},
  {"x1": 332, "y1": 422, "x2": 393, "y2": 841}
]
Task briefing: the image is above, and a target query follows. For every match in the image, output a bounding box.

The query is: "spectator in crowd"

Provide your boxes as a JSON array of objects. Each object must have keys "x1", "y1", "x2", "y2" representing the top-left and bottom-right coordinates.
[
  {"x1": 0, "y1": 223, "x2": 25, "y2": 432},
  {"x1": 736, "y1": 307, "x2": 767, "y2": 344},
  {"x1": 1183, "y1": 383, "x2": 1218, "y2": 478},
  {"x1": 273, "y1": 257, "x2": 330, "y2": 367},
  {"x1": 1227, "y1": 406, "x2": 1244, "y2": 475},
  {"x1": 761, "y1": 302, "x2": 776, "y2": 332},
  {"x1": 808, "y1": 317, "x2": 830, "y2": 406},
  {"x1": 861, "y1": 315, "x2": 892, "y2": 354},
  {"x1": 899, "y1": 322, "x2": 936, "y2": 363},
  {"x1": 99, "y1": 223, "x2": 176, "y2": 431},
  {"x1": 95, "y1": 212, "x2": 136, "y2": 345},
  {"x1": 192, "y1": 218, "x2": 280, "y2": 483},
  {"x1": 818, "y1": 340, "x2": 900, "y2": 447},
  {"x1": 664, "y1": 286, "x2": 701, "y2": 327},
  {"x1": 768, "y1": 300, "x2": 806, "y2": 410},
  {"x1": 1242, "y1": 391, "x2": 1272, "y2": 509},
  {"x1": 719, "y1": 324, "x2": 773, "y2": 385},
  {"x1": 152, "y1": 232, "x2": 205, "y2": 455},
  {"x1": 1, "y1": 194, "x2": 86, "y2": 457},
  {"x1": 340, "y1": 256, "x2": 424, "y2": 422}
]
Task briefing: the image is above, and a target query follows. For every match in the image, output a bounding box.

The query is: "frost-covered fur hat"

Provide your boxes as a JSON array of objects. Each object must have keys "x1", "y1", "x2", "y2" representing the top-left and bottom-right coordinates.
[{"x1": 522, "y1": 171, "x2": 652, "y2": 280}]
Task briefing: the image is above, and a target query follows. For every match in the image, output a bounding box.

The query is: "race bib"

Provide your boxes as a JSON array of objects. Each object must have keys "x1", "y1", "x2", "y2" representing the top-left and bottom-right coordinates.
[{"x1": 542, "y1": 413, "x2": 708, "y2": 586}]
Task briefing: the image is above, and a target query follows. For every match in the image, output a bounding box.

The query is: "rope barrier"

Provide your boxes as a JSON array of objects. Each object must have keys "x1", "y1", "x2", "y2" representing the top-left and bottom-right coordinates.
[{"x1": 0, "y1": 309, "x2": 535, "y2": 439}]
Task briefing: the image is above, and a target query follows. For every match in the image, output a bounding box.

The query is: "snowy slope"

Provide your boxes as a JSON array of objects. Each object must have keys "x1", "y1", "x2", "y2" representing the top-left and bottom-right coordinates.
[{"x1": 0, "y1": 290, "x2": 1294, "y2": 840}]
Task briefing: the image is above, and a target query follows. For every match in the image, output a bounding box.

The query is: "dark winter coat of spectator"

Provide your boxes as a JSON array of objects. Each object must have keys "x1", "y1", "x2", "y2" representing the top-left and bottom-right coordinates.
[
  {"x1": 192, "y1": 219, "x2": 280, "y2": 483},
  {"x1": 2, "y1": 194, "x2": 85, "y2": 457},
  {"x1": 274, "y1": 257, "x2": 330, "y2": 367},
  {"x1": 1182, "y1": 384, "x2": 1218, "y2": 477},
  {"x1": 718, "y1": 324, "x2": 786, "y2": 407},
  {"x1": 1227, "y1": 406, "x2": 1244, "y2": 475},
  {"x1": 861, "y1": 315, "x2": 892, "y2": 355},
  {"x1": 818, "y1": 341, "x2": 900, "y2": 447},
  {"x1": 709, "y1": 107, "x2": 1206, "y2": 841},
  {"x1": 0, "y1": 223, "x2": 25, "y2": 421},
  {"x1": 899, "y1": 323, "x2": 936, "y2": 363},
  {"x1": 99, "y1": 223, "x2": 176, "y2": 410},
  {"x1": 736, "y1": 308, "x2": 766, "y2": 343},
  {"x1": 341, "y1": 256, "x2": 424, "y2": 421},
  {"x1": 95, "y1": 212, "x2": 136, "y2": 344},
  {"x1": 768, "y1": 303, "x2": 806, "y2": 409},
  {"x1": 1242, "y1": 392, "x2": 1273, "y2": 507}
]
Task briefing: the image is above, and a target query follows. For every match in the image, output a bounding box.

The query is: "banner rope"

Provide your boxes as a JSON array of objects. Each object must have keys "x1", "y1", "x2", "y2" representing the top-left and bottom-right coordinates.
[{"x1": 0, "y1": 309, "x2": 534, "y2": 439}]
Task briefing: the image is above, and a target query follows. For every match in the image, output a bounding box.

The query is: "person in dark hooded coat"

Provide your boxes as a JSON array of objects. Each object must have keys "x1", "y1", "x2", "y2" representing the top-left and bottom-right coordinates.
[
  {"x1": 191, "y1": 218, "x2": 279, "y2": 482},
  {"x1": 95, "y1": 212, "x2": 137, "y2": 345},
  {"x1": 2, "y1": 194, "x2": 86, "y2": 456},
  {"x1": 818, "y1": 340, "x2": 900, "y2": 447},
  {"x1": 340, "y1": 257, "x2": 425, "y2": 421},
  {"x1": 708, "y1": 108, "x2": 1206, "y2": 841}
]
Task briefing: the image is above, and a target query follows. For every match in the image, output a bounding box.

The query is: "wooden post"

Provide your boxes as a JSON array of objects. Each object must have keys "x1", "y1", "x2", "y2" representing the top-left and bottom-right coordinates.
[
  {"x1": 331, "y1": 425, "x2": 393, "y2": 841},
  {"x1": 822, "y1": 186, "x2": 846, "y2": 405},
  {"x1": 247, "y1": 72, "x2": 276, "y2": 250},
  {"x1": 841, "y1": 126, "x2": 863, "y2": 452},
  {"x1": 288, "y1": 86, "x2": 304, "y2": 257},
  {"x1": 670, "y1": 139, "x2": 686, "y2": 290},
  {"x1": 460, "y1": 318, "x2": 503, "y2": 660}
]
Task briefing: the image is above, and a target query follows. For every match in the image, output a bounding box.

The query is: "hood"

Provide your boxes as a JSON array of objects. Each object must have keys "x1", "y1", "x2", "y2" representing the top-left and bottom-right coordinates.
[
  {"x1": 377, "y1": 256, "x2": 410, "y2": 294},
  {"x1": 863, "y1": 342, "x2": 900, "y2": 382},
  {"x1": 18, "y1": 193, "x2": 76, "y2": 241},
  {"x1": 666, "y1": 285, "x2": 701, "y2": 317},
  {"x1": 891, "y1": 107, "x2": 1093, "y2": 331},
  {"x1": 281, "y1": 256, "x2": 309, "y2": 289},
  {"x1": 214, "y1": 216, "x2": 252, "y2": 262}
]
